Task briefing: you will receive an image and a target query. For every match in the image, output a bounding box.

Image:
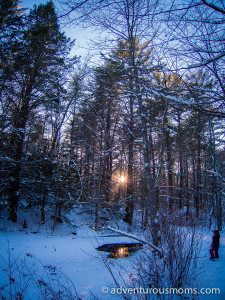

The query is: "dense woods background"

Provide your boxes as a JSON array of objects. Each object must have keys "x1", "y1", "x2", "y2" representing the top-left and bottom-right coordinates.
[{"x1": 0, "y1": 0, "x2": 225, "y2": 244}]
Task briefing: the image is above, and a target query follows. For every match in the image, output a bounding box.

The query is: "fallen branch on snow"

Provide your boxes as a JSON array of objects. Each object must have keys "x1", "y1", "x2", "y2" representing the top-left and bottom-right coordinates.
[{"x1": 107, "y1": 226, "x2": 163, "y2": 257}]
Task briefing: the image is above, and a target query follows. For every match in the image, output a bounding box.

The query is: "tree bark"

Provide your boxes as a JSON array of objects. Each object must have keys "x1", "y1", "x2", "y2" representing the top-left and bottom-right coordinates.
[
  {"x1": 8, "y1": 65, "x2": 37, "y2": 222},
  {"x1": 165, "y1": 127, "x2": 173, "y2": 212},
  {"x1": 8, "y1": 102, "x2": 29, "y2": 222},
  {"x1": 124, "y1": 92, "x2": 135, "y2": 225},
  {"x1": 41, "y1": 188, "x2": 47, "y2": 224},
  {"x1": 178, "y1": 112, "x2": 183, "y2": 210}
]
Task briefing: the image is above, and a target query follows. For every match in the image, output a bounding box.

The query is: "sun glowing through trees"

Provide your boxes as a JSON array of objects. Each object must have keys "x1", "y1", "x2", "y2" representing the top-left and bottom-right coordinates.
[{"x1": 120, "y1": 175, "x2": 125, "y2": 183}]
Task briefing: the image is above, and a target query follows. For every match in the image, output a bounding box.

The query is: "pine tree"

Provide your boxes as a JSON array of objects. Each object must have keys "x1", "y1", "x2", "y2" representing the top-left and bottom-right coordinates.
[{"x1": 1, "y1": 1, "x2": 75, "y2": 222}]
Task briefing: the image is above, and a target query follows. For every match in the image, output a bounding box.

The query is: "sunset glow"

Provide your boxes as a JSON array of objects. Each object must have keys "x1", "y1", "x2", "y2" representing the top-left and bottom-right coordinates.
[{"x1": 120, "y1": 175, "x2": 125, "y2": 183}]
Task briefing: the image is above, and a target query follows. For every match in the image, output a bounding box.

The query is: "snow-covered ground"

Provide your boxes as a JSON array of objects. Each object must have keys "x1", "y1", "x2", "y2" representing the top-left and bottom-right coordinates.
[
  {"x1": 0, "y1": 209, "x2": 224, "y2": 299},
  {"x1": 197, "y1": 233, "x2": 225, "y2": 300},
  {"x1": 0, "y1": 227, "x2": 140, "y2": 299},
  {"x1": 0, "y1": 207, "x2": 143, "y2": 299}
]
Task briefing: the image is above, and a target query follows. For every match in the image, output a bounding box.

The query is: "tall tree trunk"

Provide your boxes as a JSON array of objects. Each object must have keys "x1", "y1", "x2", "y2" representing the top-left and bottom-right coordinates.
[
  {"x1": 129, "y1": 38, "x2": 159, "y2": 245},
  {"x1": 210, "y1": 121, "x2": 223, "y2": 230},
  {"x1": 178, "y1": 113, "x2": 183, "y2": 210},
  {"x1": 149, "y1": 129, "x2": 159, "y2": 210},
  {"x1": 8, "y1": 66, "x2": 36, "y2": 222},
  {"x1": 8, "y1": 104, "x2": 29, "y2": 222},
  {"x1": 165, "y1": 128, "x2": 173, "y2": 212},
  {"x1": 123, "y1": 77, "x2": 135, "y2": 225},
  {"x1": 140, "y1": 112, "x2": 160, "y2": 245},
  {"x1": 185, "y1": 157, "x2": 189, "y2": 217},
  {"x1": 195, "y1": 131, "x2": 201, "y2": 218},
  {"x1": 104, "y1": 98, "x2": 113, "y2": 202},
  {"x1": 41, "y1": 188, "x2": 47, "y2": 224}
]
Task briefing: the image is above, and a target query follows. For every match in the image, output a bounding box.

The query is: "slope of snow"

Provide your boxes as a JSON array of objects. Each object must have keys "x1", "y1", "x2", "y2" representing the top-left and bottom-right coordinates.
[{"x1": 0, "y1": 208, "x2": 224, "y2": 299}]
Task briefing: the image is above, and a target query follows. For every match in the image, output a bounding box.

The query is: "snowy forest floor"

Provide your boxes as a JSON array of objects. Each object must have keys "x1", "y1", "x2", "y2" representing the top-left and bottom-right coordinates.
[{"x1": 0, "y1": 207, "x2": 224, "y2": 299}]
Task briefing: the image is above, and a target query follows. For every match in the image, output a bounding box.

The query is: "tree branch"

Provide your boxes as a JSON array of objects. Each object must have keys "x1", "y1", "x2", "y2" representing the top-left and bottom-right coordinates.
[
  {"x1": 201, "y1": 0, "x2": 225, "y2": 15},
  {"x1": 107, "y1": 226, "x2": 163, "y2": 257},
  {"x1": 58, "y1": 0, "x2": 90, "y2": 18}
]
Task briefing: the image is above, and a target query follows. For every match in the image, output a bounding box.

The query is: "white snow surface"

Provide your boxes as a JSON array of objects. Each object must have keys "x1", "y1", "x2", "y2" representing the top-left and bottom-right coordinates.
[
  {"x1": 0, "y1": 228, "x2": 138, "y2": 299},
  {"x1": 197, "y1": 232, "x2": 225, "y2": 300},
  {"x1": 0, "y1": 209, "x2": 225, "y2": 299},
  {"x1": 0, "y1": 208, "x2": 143, "y2": 299}
]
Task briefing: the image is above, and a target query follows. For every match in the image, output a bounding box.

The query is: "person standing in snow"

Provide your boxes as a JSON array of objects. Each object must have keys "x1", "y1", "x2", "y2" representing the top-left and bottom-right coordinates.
[{"x1": 209, "y1": 230, "x2": 220, "y2": 259}]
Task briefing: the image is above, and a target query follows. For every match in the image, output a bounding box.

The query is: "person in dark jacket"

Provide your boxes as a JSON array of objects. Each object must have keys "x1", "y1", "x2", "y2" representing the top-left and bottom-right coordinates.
[{"x1": 209, "y1": 230, "x2": 220, "y2": 259}]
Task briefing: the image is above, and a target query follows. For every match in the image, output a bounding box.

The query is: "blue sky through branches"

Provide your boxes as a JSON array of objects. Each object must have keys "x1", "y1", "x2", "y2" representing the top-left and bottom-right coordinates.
[{"x1": 21, "y1": 0, "x2": 91, "y2": 58}]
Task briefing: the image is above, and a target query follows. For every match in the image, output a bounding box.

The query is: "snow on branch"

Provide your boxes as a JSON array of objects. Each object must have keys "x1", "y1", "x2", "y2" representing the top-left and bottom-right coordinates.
[
  {"x1": 107, "y1": 226, "x2": 163, "y2": 257},
  {"x1": 150, "y1": 88, "x2": 225, "y2": 118},
  {"x1": 150, "y1": 89, "x2": 191, "y2": 106}
]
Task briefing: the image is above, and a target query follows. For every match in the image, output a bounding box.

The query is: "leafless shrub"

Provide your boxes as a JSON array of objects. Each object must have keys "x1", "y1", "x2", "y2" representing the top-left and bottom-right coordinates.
[
  {"x1": 135, "y1": 224, "x2": 202, "y2": 299},
  {"x1": 102, "y1": 220, "x2": 202, "y2": 300},
  {"x1": 0, "y1": 245, "x2": 80, "y2": 300}
]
